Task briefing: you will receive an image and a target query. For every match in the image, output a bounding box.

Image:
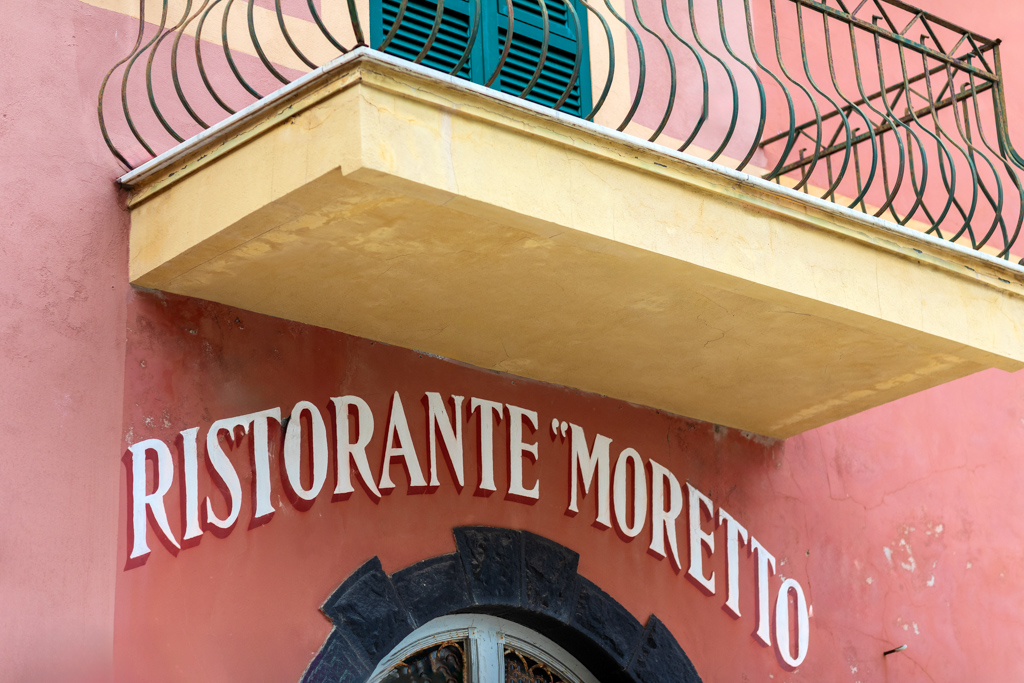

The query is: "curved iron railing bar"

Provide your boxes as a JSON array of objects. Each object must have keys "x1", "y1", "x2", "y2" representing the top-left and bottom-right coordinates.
[
  {"x1": 146, "y1": 0, "x2": 197, "y2": 144},
  {"x1": 418, "y1": 0, "x2": 447, "y2": 64},
  {"x1": 552, "y1": 0, "x2": 584, "y2": 112},
  {"x1": 767, "y1": 0, "x2": 823, "y2": 191},
  {"x1": 484, "y1": 0, "x2": 515, "y2": 87},
  {"x1": 741, "y1": 0, "x2": 796, "y2": 178},
  {"x1": 688, "y1": 0, "x2": 738, "y2": 162},
  {"x1": 196, "y1": 0, "x2": 239, "y2": 115},
  {"x1": 415, "y1": 0, "x2": 448, "y2": 64},
  {"x1": 789, "y1": 0, "x2": 996, "y2": 81},
  {"x1": 377, "y1": 0, "x2": 412, "y2": 52},
  {"x1": 990, "y1": 48, "x2": 1024, "y2": 172},
  {"x1": 347, "y1": 0, "x2": 366, "y2": 46},
  {"x1": 875, "y1": 43, "x2": 928, "y2": 225},
  {"x1": 851, "y1": 127, "x2": 867, "y2": 211},
  {"x1": 517, "y1": 0, "x2": 551, "y2": 100},
  {"x1": 223, "y1": 0, "x2": 268, "y2": 99},
  {"x1": 578, "y1": 0, "x2": 615, "y2": 122},
  {"x1": 119, "y1": 0, "x2": 173, "y2": 158},
  {"x1": 248, "y1": 0, "x2": 292, "y2": 85},
  {"x1": 922, "y1": 51, "x2": 978, "y2": 246},
  {"x1": 871, "y1": 108, "x2": 910, "y2": 226},
  {"x1": 824, "y1": 15, "x2": 880, "y2": 211},
  {"x1": 895, "y1": 41, "x2": 959, "y2": 231},
  {"x1": 715, "y1": 0, "x2": 764, "y2": 170},
  {"x1": 865, "y1": 26, "x2": 915, "y2": 220},
  {"x1": 171, "y1": 0, "x2": 215, "y2": 129},
  {"x1": 948, "y1": 77, "x2": 1004, "y2": 249},
  {"x1": 901, "y1": 126, "x2": 927, "y2": 226},
  {"x1": 929, "y1": 114, "x2": 972, "y2": 242},
  {"x1": 968, "y1": 71, "x2": 1024, "y2": 256},
  {"x1": 846, "y1": 26, "x2": 908, "y2": 220},
  {"x1": 661, "y1": 0, "x2": 708, "y2": 152},
  {"x1": 451, "y1": 0, "x2": 482, "y2": 76},
  {"x1": 307, "y1": 0, "x2": 350, "y2": 54},
  {"x1": 630, "y1": 0, "x2": 675, "y2": 141},
  {"x1": 762, "y1": 61, "x2": 954, "y2": 152},
  {"x1": 98, "y1": 0, "x2": 148, "y2": 168},
  {"x1": 603, "y1": 0, "x2": 645, "y2": 132},
  {"x1": 276, "y1": 0, "x2": 319, "y2": 70},
  {"x1": 794, "y1": 2, "x2": 852, "y2": 201},
  {"x1": 923, "y1": 52, "x2": 984, "y2": 245}
]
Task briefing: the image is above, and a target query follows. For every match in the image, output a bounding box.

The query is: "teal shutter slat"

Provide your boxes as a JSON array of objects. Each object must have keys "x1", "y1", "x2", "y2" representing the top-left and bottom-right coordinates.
[
  {"x1": 497, "y1": 0, "x2": 571, "y2": 33},
  {"x1": 374, "y1": 0, "x2": 475, "y2": 79},
  {"x1": 495, "y1": 25, "x2": 583, "y2": 114},
  {"x1": 493, "y1": 0, "x2": 591, "y2": 117},
  {"x1": 370, "y1": 0, "x2": 591, "y2": 117}
]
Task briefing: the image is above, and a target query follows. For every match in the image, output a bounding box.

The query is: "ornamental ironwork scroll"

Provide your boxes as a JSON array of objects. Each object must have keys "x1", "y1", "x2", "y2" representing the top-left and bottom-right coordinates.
[
  {"x1": 99, "y1": 0, "x2": 1024, "y2": 258},
  {"x1": 383, "y1": 641, "x2": 466, "y2": 683},
  {"x1": 505, "y1": 647, "x2": 569, "y2": 683}
]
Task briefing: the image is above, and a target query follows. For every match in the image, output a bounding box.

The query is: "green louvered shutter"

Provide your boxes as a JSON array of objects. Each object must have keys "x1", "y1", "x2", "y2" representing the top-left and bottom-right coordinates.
[
  {"x1": 370, "y1": 0, "x2": 591, "y2": 117},
  {"x1": 372, "y1": 0, "x2": 477, "y2": 80},
  {"x1": 492, "y1": 0, "x2": 591, "y2": 116}
]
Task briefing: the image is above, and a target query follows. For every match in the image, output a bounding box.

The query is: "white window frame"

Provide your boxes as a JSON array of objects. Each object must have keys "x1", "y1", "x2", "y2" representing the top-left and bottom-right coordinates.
[{"x1": 369, "y1": 614, "x2": 602, "y2": 683}]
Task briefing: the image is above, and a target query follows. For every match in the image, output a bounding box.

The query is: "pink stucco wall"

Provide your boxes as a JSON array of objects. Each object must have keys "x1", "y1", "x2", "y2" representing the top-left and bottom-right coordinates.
[{"x1": 0, "y1": 1, "x2": 135, "y2": 679}]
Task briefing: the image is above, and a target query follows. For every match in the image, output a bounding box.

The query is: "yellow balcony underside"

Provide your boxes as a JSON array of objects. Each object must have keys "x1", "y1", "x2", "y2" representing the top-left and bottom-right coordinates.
[{"x1": 122, "y1": 49, "x2": 1024, "y2": 438}]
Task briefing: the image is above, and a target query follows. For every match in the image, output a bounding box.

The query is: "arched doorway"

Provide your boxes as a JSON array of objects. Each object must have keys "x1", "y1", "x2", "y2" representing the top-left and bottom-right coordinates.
[
  {"x1": 301, "y1": 527, "x2": 701, "y2": 683},
  {"x1": 371, "y1": 614, "x2": 599, "y2": 683}
]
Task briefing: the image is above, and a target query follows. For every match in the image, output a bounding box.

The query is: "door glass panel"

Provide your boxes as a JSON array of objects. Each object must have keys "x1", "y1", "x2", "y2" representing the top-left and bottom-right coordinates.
[
  {"x1": 504, "y1": 646, "x2": 567, "y2": 683},
  {"x1": 381, "y1": 641, "x2": 467, "y2": 683}
]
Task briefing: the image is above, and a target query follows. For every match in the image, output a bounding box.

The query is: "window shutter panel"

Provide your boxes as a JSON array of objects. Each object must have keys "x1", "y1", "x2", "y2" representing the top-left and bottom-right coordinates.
[
  {"x1": 493, "y1": 0, "x2": 589, "y2": 116},
  {"x1": 370, "y1": 0, "x2": 591, "y2": 116},
  {"x1": 376, "y1": 0, "x2": 475, "y2": 79}
]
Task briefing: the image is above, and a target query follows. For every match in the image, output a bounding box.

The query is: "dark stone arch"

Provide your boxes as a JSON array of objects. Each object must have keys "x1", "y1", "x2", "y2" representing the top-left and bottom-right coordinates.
[{"x1": 301, "y1": 527, "x2": 702, "y2": 683}]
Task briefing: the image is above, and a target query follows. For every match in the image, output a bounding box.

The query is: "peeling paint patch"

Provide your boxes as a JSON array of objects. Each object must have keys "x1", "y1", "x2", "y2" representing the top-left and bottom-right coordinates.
[
  {"x1": 927, "y1": 575, "x2": 935, "y2": 587},
  {"x1": 866, "y1": 576, "x2": 873, "y2": 584},
  {"x1": 898, "y1": 538, "x2": 916, "y2": 572},
  {"x1": 884, "y1": 547, "x2": 893, "y2": 564}
]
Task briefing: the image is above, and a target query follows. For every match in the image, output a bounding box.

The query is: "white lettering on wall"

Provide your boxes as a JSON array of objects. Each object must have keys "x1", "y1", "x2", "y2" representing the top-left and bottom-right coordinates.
[
  {"x1": 718, "y1": 508, "x2": 749, "y2": 618},
  {"x1": 250, "y1": 409, "x2": 282, "y2": 519},
  {"x1": 427, "y1": 393, "x2": 465, "y2": 488},
  {"x1": 567, "y1": 424, "x2": 611, "y2": 527},
  {"x1": 775, "y1": 578, "x2": 810, "y2": 667},
  {"x1": 181, "y1": 427, "x2": 202, "y2": 542},
  {"x1": 612, "y1": 447, "x2": 646, "y2": 538},
  {"x1": 331, "y1": 396, "x2": 380, "y2": 499},
  {"x1": 750, "y1": 536, "x2": 778, "y2": 647},
  {"x1": 284, "y1": 401, "x2": 328, "y2": 501},
  {"x1": 506, "y1": 404, "x2": 540, "y2": 500},
  {"x1": 204, "y1": 416, "x2": 246, "y2": 530},
  {"x1": 648, "y1": 459, "x2": 684, "y2": 570},
  {"x1": 125, "y1": 388, "x2": 812, "y2": 666},
  {"x1": 379, "y1": 392, "x2": 427, "y2": 491},
  {"x1": 128, "y1": 439, "x2": 180, "y2": 560},
  {"x1": 470, "y1": 397, "x2": 503, "y2": 493},
  {"x1": 687, "y1": 482, "x2": 716, "y2": 595}
]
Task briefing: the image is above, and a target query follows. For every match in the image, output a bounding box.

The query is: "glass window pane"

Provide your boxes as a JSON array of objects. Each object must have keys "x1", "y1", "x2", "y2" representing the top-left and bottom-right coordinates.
[
  {"x1": 382, "y1": 641, "x2": 468, "y2": 683},
  {"x1": 504, "y1": 646, "x2": 568, "y2": 683}
]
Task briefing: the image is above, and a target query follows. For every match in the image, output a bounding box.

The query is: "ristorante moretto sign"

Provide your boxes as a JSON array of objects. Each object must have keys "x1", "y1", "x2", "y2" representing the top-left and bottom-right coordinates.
[{"x1": 127, "y1": 390, "x2": 810, "y2": 667}]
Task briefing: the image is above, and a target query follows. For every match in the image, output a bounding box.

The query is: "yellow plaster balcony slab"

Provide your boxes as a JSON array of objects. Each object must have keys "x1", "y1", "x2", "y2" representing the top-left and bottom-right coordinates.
[{"x1": 120, "y1": 49, "x2": 1024, "y2": 438}]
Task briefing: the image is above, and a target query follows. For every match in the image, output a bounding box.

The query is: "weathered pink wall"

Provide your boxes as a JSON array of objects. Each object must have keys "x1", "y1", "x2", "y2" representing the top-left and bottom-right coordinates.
[
  {"x1": 0, "y1": 1, "x2": 135, "y2": 680},
  {"x1": 788, "y1": 368, "x2": 1024, "y2": 680},
  {"x1": 112, "y1": 291, "x2": 1024, "y2": 682}
]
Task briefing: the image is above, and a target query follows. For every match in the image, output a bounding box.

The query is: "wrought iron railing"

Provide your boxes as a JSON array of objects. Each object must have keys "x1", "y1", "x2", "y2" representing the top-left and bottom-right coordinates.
[{"x1": 100, "y1": 0, "x2": 1024, "y2": 258}]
